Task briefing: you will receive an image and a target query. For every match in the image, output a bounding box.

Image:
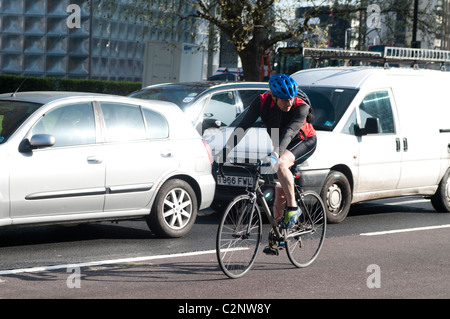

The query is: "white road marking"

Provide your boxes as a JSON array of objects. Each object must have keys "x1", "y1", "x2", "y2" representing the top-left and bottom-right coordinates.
[
  {"x1": 0, "y1": 249, "x2": 217, "y2": 276},
  {"x1": 0, "y1": 247, "x2": 249, "y2": 276},
  {"x1": 360, "y1": 224, "x2": 450, "y2": 236}
]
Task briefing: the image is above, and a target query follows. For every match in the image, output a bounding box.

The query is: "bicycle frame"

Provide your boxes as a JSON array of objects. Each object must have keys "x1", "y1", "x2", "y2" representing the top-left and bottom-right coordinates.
[{"x1": 221, "y1": 162, "x2": 314, "y2": 242}]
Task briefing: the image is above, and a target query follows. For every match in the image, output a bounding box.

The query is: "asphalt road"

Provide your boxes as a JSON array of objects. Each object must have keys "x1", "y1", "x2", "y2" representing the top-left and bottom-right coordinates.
[{"x1": 1, "y1": 196, "x2": 449, "y2": 302}]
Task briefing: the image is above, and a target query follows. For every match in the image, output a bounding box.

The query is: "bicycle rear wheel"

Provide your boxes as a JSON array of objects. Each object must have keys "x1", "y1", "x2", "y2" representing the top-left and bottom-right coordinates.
[
  {"x1": 285, "y1": 191, "x2": 326, "y2": 268},
  {"x1": 216, "y1": 195, "x2": 262, "y2": 279}
]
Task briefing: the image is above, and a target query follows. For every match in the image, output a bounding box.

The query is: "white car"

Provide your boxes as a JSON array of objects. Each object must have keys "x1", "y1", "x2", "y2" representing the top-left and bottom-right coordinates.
[{"x1": 0, "y1": 92, "x2": 215, "y2": 238}]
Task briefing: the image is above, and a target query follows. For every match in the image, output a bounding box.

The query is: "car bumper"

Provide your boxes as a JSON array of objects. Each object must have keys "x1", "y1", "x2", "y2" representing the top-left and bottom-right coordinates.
[{"x1": 197, "y1": 174, "x2": 217, "y2": 210}]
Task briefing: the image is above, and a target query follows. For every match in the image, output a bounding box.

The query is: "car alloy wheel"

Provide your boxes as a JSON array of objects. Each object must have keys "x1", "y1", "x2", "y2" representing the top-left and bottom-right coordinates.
[{"x1": 147, "y1": 179, "x2": 198, "y2": 238}]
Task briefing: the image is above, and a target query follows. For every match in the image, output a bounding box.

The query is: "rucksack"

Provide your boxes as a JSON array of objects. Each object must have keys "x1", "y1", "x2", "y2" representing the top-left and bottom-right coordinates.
[{"x1": 297, "y1": 89, "x2": 315, "y2": 123}]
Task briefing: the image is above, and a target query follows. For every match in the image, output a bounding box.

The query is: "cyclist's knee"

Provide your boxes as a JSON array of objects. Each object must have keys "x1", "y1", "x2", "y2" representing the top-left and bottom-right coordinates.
[{"x1": 277, "y1": 156, "x2": 294, "y2": 173}]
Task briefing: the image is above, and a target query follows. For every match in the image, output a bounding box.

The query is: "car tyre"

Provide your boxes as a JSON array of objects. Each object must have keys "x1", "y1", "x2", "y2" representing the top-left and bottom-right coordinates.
[
  {"x1": 431, "y1": 168, "x2": 450, "y2": 213},
  {"x1": 147, "y1": 179, "x2": 198, "y2": 238},
  {"x1": 320, "y1": 170, "x2": 352, "y2": 224}
]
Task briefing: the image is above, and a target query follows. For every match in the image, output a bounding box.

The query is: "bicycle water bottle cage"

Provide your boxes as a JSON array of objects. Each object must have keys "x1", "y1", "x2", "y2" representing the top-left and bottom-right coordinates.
[{"x1": 289, "y1": 166, "x2": 301, "y2": 179}]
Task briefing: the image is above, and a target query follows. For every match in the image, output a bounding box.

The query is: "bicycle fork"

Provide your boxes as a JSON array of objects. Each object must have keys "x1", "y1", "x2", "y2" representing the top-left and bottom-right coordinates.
[{"x1": 232, "y1": 192, "x2": 258, "y2": 240}]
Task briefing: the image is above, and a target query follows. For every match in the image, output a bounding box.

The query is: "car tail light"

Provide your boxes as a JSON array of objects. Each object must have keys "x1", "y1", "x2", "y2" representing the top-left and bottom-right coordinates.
[{"x1": 202, "y1": 139, "x2": 213, "y2": 166}]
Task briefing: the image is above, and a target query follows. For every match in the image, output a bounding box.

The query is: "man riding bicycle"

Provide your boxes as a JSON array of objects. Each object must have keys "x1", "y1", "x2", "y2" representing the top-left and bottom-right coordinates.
[{"x1": 221, "y1": 74, "x2": 317, "y2": 255}]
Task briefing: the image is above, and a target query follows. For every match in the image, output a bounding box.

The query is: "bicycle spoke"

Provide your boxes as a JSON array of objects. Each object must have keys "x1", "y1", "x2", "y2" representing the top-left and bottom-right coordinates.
[
  {"x1": 216, "y1": 195, "x2": 262, "y2": 279},
  {"x1": 285, "y1": 191, "x2": 326, "y2": 268}
]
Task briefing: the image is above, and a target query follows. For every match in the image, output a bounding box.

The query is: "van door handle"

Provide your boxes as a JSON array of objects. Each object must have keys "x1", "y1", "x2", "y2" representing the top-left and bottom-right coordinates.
[
  {"x1": 403, "y1": 138, "x2": 408, "y2": 151},
  {"x1": 87, "y1": 156, "x2": 102, "y2": 164},
  {"x1": 396, "y1": 138, "x2": 401, "y2": 152}
]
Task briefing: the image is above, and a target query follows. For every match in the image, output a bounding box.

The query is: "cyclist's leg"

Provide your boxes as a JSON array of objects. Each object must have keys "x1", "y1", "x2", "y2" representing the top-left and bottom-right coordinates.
[
  {"x1": 263, "y1": 186, "x2": 286, "y2": 255},
  {"x1": 276, "y1": 150, "x2": 296, "y2": 208},
  {"x1": 280, "y1": 136, "x2": 317, "y2": 228},
  {"x1": 273, "y1": 186, "x2": 286, "y2": 224},
  {"x1": 290, "y1": 135, "x2": 317, "y2": 167}
]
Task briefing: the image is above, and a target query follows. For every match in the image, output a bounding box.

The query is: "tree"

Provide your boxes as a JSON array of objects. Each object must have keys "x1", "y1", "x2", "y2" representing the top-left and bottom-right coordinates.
[
  {"x1": 194, "y1": 0, "x2": 307, "y2": 80},
  {"x1": 193, "y1": 0, "x2": 440, "y2": 80}
]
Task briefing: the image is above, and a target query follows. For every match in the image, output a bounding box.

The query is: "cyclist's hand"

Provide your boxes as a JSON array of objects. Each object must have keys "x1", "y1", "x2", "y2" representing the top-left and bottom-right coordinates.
[{"x1": 260, "y1": 152, "x2": 279, "y2": 174}]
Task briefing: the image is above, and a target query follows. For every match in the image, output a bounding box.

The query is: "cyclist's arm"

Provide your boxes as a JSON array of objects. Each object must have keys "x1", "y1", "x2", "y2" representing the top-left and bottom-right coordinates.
[{"x1": 224, "y1": 96, "x2": 261, "y2": 149}]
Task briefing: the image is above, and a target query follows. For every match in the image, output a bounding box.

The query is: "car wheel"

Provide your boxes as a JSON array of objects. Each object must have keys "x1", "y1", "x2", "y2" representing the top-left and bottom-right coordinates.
[
  {"x1": 147, "y1": 179, "x2": 198, "y2": 238},
  {"x1": 431, "y1": 168, "x2": 450, "y2": 212},
  {"x1": 320, "y1": 170, "x2": 352, "y2": 224}
]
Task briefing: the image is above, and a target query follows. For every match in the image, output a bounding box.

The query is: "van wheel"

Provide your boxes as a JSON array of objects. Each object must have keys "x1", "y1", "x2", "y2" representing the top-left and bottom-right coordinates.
[
  {"x1": 431, "y1": 169, "x2": 450, "y2": 212},
  {"x1": 320, "y1": 171, "x2": 352, "y2": 224},
  {"x1": 146, "y1": 179, "x2": 198, "y2": 238}
]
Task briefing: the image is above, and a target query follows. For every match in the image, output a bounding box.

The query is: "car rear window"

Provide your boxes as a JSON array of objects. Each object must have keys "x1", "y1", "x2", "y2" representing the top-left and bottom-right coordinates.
[
  {"x1": 129, "y1": 84, "x2": 211, "y2": 111},
  {"x1": 0, "y1": 101, "x2": 41, "y2": 143}
]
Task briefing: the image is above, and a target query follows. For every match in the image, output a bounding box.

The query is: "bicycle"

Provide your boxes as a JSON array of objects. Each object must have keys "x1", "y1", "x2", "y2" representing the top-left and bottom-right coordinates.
[{"x1": 216, "y1": 161, "x2": 326, "y2": 279}]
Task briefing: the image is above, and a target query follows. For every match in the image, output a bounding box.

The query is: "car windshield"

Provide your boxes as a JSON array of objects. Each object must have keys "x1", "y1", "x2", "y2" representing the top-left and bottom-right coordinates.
[
  {"x1": 0, "y1": 101, "x2": 41, "y2": 143},
  {"x1": 129, "y1": 84, "x2": 212, "y2": 111},
  {"x1": 230, "y1": 87, "x2": 358, "y2": 131}
]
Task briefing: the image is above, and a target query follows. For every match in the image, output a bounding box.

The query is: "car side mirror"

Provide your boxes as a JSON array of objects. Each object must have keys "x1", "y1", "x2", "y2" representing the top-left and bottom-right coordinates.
[
  {"x1": 355, "y1": 117, "x2": 380, "y2": 136},
  {"x1": 19, "y1": 134, "x2": 56, "y2": 153}
]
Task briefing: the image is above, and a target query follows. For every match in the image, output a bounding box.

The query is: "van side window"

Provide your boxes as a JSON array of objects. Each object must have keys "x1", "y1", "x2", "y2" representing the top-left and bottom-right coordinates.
[
  {"x1": 359, "y1": 91, "x2": 395, "y2": 134},
  {"x1": 342, "y1": 109, "x2": 357, "y2": 135}
]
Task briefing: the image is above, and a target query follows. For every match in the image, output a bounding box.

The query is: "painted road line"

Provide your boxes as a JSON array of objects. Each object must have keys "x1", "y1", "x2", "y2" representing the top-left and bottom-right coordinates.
[
  {"x1": 0, "y1": 249, "x2": 217, "y2": 276},
  {"x1": 0, "y1": 247, "x2": 249, "y2": 276},
  {"x1": 360, "y1": 224, "x2": 450, "y2": 236}
]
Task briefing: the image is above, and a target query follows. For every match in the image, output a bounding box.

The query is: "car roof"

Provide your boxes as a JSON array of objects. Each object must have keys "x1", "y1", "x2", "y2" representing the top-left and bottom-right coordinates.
[{"x1": 0, "y1": 91, "x2": 115, "y2": 104}]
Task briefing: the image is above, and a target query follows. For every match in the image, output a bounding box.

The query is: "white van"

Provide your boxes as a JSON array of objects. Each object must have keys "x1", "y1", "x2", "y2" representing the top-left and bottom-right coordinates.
[{"x1": 290, "y1": 66, "x2": 450, "y2": 223}]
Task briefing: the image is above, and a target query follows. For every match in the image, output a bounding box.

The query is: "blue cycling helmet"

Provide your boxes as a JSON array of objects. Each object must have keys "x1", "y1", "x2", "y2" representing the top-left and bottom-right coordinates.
[{"x1": 269, "y1": 74, "x2": 298, "y2": 99}]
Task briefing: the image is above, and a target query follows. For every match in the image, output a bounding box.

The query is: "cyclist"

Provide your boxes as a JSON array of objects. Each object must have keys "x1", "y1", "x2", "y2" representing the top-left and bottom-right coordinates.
[{"x1": 221, "y1": 74, "x2": 317, "y2": 255}]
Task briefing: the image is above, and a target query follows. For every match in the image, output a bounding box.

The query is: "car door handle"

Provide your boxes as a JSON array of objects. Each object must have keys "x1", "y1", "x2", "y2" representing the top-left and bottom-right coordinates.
[{"x1": 87, "y1": 156, "x2": 103, "y2": 164}]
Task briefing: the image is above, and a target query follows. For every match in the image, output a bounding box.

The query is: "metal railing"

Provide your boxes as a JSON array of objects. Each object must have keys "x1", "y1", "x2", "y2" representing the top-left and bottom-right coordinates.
[{"x1": 303, "y1": 46, "x2": 450, "y2": 70}]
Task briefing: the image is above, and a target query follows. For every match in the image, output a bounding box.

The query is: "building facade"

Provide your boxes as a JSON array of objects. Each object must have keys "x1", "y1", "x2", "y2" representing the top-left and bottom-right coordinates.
[{"x1": 0, "y1": 0, "x2": 199, "y2": 81}]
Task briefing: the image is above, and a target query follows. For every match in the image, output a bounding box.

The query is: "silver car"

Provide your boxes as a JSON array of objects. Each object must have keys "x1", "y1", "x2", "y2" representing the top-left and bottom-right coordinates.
[{"x1": 0, "y1": 92, "x2": 215, "y2": 238}]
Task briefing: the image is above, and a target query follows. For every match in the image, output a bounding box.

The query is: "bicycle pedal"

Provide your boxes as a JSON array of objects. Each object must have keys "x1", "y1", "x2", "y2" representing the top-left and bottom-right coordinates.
[{"x1": 263, "y1": 245, "x2": 279, "y2": 256}]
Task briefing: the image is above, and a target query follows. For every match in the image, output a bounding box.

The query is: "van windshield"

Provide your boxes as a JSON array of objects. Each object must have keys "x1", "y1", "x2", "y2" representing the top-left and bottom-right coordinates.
[
  {"x1": 0, "y1": 101, "x2": 41, "y2": 143},
  {"x1": 301, "y1": 87, "x2": 359, "y2": 131},
  {"x1": 231, "y1": 87, "x2": 358, "y2": 132}
]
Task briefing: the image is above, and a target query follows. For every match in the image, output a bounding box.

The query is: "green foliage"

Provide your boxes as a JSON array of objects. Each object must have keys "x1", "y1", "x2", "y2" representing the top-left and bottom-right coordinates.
[{"x1": 0, "y1": 74, "x2": 141, "y2": 96}]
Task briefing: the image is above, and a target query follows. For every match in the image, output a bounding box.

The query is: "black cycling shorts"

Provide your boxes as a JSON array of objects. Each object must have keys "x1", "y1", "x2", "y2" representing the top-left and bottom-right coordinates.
[{"x1": 287, "y1": 135, "x2": 317, "y2": 166}]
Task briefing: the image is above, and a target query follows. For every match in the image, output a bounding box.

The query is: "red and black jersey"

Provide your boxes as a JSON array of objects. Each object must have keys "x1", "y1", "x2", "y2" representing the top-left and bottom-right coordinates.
[{"x1": 237, "y1": 91, "x2": 316, "y2": 156}]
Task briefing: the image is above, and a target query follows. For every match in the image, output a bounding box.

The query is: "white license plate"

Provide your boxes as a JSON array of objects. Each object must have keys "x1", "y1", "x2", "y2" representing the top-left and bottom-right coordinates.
[{"x1": 217, "y1": 175, "x2": 253, "y2": 187}]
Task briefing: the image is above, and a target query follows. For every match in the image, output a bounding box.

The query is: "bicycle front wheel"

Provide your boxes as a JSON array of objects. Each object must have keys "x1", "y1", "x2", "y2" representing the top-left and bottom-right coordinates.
[
  {"x1": 285, "y1": 191, "x2": 326, "y2": 268},
  {"x1": 216, "y1": 195, "x2": 262, "y2": 279}
]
